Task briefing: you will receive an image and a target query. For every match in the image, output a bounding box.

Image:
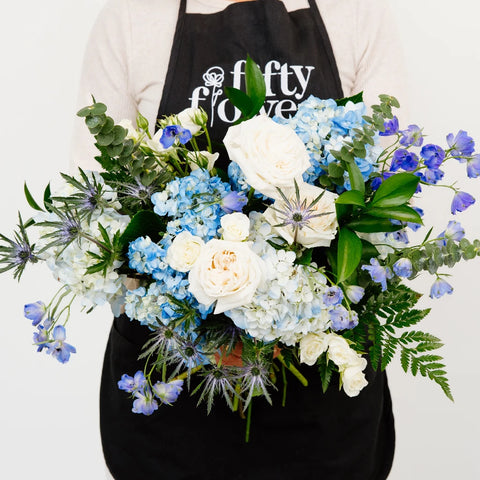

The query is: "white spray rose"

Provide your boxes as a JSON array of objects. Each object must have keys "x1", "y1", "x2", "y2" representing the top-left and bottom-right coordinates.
[
  {"x1": 342, "y1": 365, "x2": 368, "y2": 397},
  {"x1": 186, "y1": 150, "x2": 219, "y2": 172},
  {"x1": 299, "y1": 332, "x2": 330, "y2": 366},
  {"x1": 263, "y1": 182, "x2": 338, "y2": 248},
  {"x1": 177, "y1": 107, "x2": 205, "y2": 135},
  {"x1": 188, "y1": 239, "x2": 264, "y2": 314},
  {"x1": 223, "y1": 115, "x2": 310, "y2": 199},
  {"x1": 220, "y1": 213, "x2": 250, "y2": 242},
  {"x1": 166, "y1": 231, "x2": 204, "y2": 272},
  {"x1": 327, "y1": 335, "x2": 360, "y2": 367},
  {"x1": 118, "y1": 119, "x2": 141, "y2": 142}
]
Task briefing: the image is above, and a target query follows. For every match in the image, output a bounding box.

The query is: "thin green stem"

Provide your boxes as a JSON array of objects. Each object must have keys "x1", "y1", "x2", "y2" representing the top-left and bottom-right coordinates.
[
  {"x1": 245, "y1": 401, "x2": 253, "y2": 443},
  {"x1": 276, "y1": 353, "x2": 308, "y2": 387}
]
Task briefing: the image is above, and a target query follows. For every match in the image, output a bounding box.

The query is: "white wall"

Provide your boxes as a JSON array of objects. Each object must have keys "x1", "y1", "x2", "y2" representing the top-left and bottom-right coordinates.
[{"x1": 0, "y1": 1, "x2": 478, "y2": 478}]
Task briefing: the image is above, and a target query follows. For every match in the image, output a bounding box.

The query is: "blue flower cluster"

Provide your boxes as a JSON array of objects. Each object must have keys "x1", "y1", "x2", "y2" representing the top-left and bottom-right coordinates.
[
  {"x1": 151, "y1": 169, "x2": 246, "y2": 241},
  {"x1": 274, "y1": 95, "x2": 379, "y2": 191}
]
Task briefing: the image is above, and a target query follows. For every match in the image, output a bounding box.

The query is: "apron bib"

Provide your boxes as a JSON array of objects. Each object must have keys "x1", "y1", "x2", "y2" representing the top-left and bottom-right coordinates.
[{"x1": 100, "y1": 2, "x2": 395, "y2": 479}]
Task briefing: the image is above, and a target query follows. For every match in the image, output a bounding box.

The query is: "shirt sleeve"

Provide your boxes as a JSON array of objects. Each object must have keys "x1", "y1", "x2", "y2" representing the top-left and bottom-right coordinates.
[{"x1": 70, "y1": 0, "x2": 137, "y2": 172}]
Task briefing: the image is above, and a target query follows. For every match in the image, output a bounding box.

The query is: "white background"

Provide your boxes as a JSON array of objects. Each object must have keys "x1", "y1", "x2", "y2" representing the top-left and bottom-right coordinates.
[{"x1": 0, "y1": 1, "x2": 479, "y2": 478}]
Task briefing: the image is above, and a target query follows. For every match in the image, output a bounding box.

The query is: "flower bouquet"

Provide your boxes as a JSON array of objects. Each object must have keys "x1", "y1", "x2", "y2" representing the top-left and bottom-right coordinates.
[{"x1": 3, "y1": 57, "x2": 480, "y2": 435}]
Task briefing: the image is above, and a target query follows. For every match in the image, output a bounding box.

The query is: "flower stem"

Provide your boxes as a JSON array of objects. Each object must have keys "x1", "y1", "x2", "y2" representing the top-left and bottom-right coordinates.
[
  {"x1": 276, "y1": 353, "x2": 308, "y2": 387},
  {"x1": 174, "y1": 365, "x2": 203, "y2": 381},
  {"x1": 245, "y1": 401, "x2": 253, "y2": 443}
]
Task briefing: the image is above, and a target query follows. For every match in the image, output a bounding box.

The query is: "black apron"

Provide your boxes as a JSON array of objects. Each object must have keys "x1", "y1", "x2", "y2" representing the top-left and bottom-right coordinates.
[{"x1": 100, "y1": 1, "x2": 395, "y2": 479}]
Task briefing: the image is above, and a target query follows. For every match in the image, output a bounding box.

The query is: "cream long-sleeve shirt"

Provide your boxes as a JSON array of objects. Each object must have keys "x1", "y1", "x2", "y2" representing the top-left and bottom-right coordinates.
[{"x1": 71, "y1": 0, "x2": 406, "y2": 170}]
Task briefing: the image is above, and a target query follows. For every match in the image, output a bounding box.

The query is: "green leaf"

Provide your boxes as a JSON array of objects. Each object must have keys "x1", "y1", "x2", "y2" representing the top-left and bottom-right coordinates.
[
  {"x1": 118, "y1": 210, "x2": 166, "y2": 250},
  {"x1": 295, "y1": 248, "x2": 313, "y2": 266},
  {"x1": 361, "y1": 239, "x2": 379, "y2": 259},
  {"x1": 346, "y1": 162, "x2": 365, "y2": 194},
  {"x1": 335, "y1": 91, "x2": 363, "y2": 106},
  {"x1": 346, "y1": 216, "x2": 402, "y2": 233},
  {"x1": 335, "y1": 190, "x2": 365, "y2": 207},
  {"x1": 245, "y1": 54, "x2": 266, "y2": 116},
  {"x1": 327, "y1": 162, "x2": 344, "y2": 178},
  {"x1": 371, "y1": 173, "x2": 419, "y2": 208},
  {"x1": 337, "y1": 228, "x2": 362, "y2": 283},
  {"x1": 77, "y1": 102, "x2": 107, "y2": 117},
  {"x1": 43, "y1": 183, "x2": 52, "y2": 211},
  {"x1": 318, "y1": 355, "x2": 336, "y2": 394},
  {"x1": 223, "y1": 87, "x2": 254, "y2": 117},
  {"x1": 367, "y1": 205, "x2": 423, "y2": 224},
  {"x1": 24, "y1": 182, "x2": 44, "y2": 212}
]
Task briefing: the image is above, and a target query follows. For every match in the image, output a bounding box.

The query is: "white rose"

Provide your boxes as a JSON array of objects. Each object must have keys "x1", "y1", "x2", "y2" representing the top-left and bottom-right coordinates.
[
  {"x1": 220, "y1": 213, "x2": 250, "y2": 242},
  {"x1": 186, "y1": 150, "x2": 219, "y2": 172},
  {"x1": 146, "y1": 129, "x2": 170, "y2": 153},
  {"x1": 177, "y1": 107, "x2": 205, "y2": 135},
  {"x1": 299, "y1": 332, "x2": 330, "y2": 366},
  {"x1": 223, "y1": 115, "x2": 310, "y2": 199},
  {"x1": 188, "y1": 239, "x2": 264, "y2": 314},
  {"x1": 263, "y1": 182, "x2": 338, "y2": 248},
  {"x1": 327, "y1": 335, "x2": 359, "y2": 367},
  {"x1": 342, "y1": 365, "x2": 368, "y2": 397},
  {"x1": 166, "y1": 231, "x2": 204, "y2": 272}
]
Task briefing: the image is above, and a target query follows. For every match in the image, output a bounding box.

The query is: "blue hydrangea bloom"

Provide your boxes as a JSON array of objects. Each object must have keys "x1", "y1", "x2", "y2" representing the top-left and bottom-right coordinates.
[
  {"x1": 399, "y1": 125, "x2": 423, "y2": 147},
  {"x1": 322, "y1": 286, "x2": 344, "y2": 306},
  {"x1": 152, "y1": 379, "x2": 184, "y2": 404},
  {"x1": 160, "y1": 125, "x2": 192, "y2": 148},
  {"x1": 46, "y1": 325, "x2": 76, "y2": 364},
  {"x1": 24, "y1": 301, "x2": 46, "y2": 326},
  {"x1": 447, "y1": 130, "x2": 475, "y2": 160},
  {"x1": 451, "y1": 191, "x2": 475, "y2": 214},
  {"x1": 393, "y1": 258, "x2": 413, "y2": 278},
  {"x1": 128, "y1": 236, "x2": 166, "y2": 275},
  {"x1": 390, "y1": 149, "x2": 419, "y2": 172},
  {"x1": 421, "y1": 144, "x2": 445, "y2": 169},
  {"x1": 379, "y1": 116, "x2": 399, "y2": 136},
  {"x1": 329, "y1": 305, "x2": 358, "y2": 331},
  {"x1": 429, "y1": 278, "x2": 453, "y2": 299},
  {"x1": 466, "y1": 154, "x2": 480, "y2": 178},
  {"x1": 345, "y1": 285, "x2": 365, "y2": 304},
  {"x1": 437, "y1": 221, "x2": 465, "y2": 246},
  {"x1": 361, "y1": 258, "x2": 393, "y2": 291}
]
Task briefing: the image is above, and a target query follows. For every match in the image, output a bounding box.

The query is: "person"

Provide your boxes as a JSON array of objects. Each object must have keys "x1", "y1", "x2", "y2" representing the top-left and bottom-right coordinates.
[{"x1": 72, "y1": 1, "x2": 406, "y2": 479}]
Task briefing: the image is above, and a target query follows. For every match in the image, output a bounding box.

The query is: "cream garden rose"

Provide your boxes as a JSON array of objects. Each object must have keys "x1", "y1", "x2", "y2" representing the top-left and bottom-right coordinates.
[
  {"x1": 219, "y1": 213, "x2": 250, "y2": 242},
  {"x1": 263, "y1": 182, "x2": 338, "y2": 248},
  {"x1": 166, "y1": 231, "x2": 204, "y2": 272},
  {"x1": 223, "y1": 115, "x2": 311, "y2": 199},
  {"x1": 188, "y1": 239, "x2": 263, "y2": 314},
  {"x1": 299, "y1": 332, "x2": 330, "y2": 366}
]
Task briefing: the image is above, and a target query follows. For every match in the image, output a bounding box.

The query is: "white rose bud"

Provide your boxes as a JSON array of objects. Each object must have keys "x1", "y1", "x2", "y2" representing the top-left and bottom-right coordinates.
[
  {"x1": 118, "y1": 119, "x2": 141, "y2": 142},
  {"x1": 327, "y1": 335, "x2": 359, "y2": 367},
  {"x1": 220, "y1": 213, "x2": 250, "y2": 242},
  {"x1": 177, "y1": 107, "x2": 205, "y2": 135},
  {"x1": 299, "y1": 332, "x2": 330, "y2": 366},
  {"x1": 166, "y1": 231, "x2": 204, "y2": 272},
  {"x1": 223, "y1": 115, "x2": 310, "y2": 199},
  {"x1": 186, "y1": 150, "x2": 219, "y2": 172},
  {"x1": 188, "y1": 239, "x2": 263, "y2": 314},
  {"x1": 342, "y1": 365, "x2": 368, "y2": 397}
]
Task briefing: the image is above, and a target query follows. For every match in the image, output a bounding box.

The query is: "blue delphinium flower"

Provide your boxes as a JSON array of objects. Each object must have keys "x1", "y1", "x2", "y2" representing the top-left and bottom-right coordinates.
[
  {"x1": 329, "y1": 305, "x2": 359, "y2": 331},
  {"x1": 220, "y1": 191, "x2": 248, "y2": 213},
  {"x1": 451, "y1": 191, "x2": 475, "y2": 214},
  {"x1": 152, "y1": 379, "x2": 184, "y2": 404},
  {"x1": 33, "y1": 325, "x2": 49, "y2": 352},
  {"x1": 421, "y1": 168, "x2": 444, "y2": 185},
  {"x1": 393, "y1": 258, "x2": 413, "y2": 278},
  {"x1": 160, "y1": 125, "x2": 192, "y2": 148},
  {"x1": 421, "y1": 144, "x2": 445, "y2": 169},
  {"x1": 345, "y1": 285, "x2": 365, "y2": 304},
  {"x1": 132, "y1": 388, "x2": 159, "y2": 415},
  {"x1": 118, "y1": 371, "x2": 148, "y2": 393},
  {"x1": 371, "y1": 172, "x2": 394, "y2": 191},
  {"x1": 399, "y1": 125, "x2": 423, "y2": 147},
  {"x1": 466, "y1": 154, "x2": 480, "y2": 178},
  {"x1": 323, "y1": 286, "x2": 344, "y2": 306},
  {"x1": 46, "y1": 325, "x2": 76, "y2": 364},
  {"x1": 429, "y1": 277, "x2": 453, "y2": 298},
  {"x1": 379, "y1": 116, "x2": 399, "y2": 136},
  {"x1": 447, "y1": 130, "x2": 475, "y2": 159},
  {"x1": 24, "y1": 301, "x2": 46, "y2": 326},
  {"x1": 437, "y1": 221, "x2": 465, "y2": 246},
  {"x1": 390, "y1": 149, "x2": 419, "y2": 172},
  {"x1": 361, "y1": 258, "x2": 393, "y2": 291}
]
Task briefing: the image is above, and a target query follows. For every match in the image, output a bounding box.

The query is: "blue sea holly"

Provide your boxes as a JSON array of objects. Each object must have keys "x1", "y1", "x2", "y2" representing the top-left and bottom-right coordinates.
[
  {"x1": 379, "y1": 116, "x2": 399, "y2": 136},
  {"x1": 361, "y1": 258, "x2": 393, "y2": 291},
  {"x1": 152, "y1": 379, "x2": 184, "y2": 404},
  {"x1": 399, "y1": 124, "x2": 423, "y2": 147},
  {"x1": 390, "y1": 149, "x2": 419, "y2": 172},
  {"x1": 447, "y1": 130, "x2": 475, "y2": 159},
  {"x1": 393, "y1": 258, "x2": 413, "y2": 278},
  {"x1": 159, "y1": 125, "x2": 192, "y2": 148},
  {"x1": 24, "y1": 301, "x2": 46, "y2": 326},
  {"x1": 46, "y1": 325, "x2": 76, "y2": 364},
  {"x1": 451, "y1": 191, "x2": 475, "y2": 214},
  {"x1": 466, "y1": 154, "x2": 480, "y2": 178},
  {"x1": 429, "y1": 277, "x2": 453, "y2": 299}
]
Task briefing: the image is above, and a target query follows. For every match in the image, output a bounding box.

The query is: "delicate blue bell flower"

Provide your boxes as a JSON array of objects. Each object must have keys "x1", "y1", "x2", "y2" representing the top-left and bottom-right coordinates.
[
  {"x1": 446, "y1": 130, "x2": 475, "y2": 159},
  {"x1": 399, "y1": 124, "x2": 423, "y2": 147},
  {"x1": 24, "y1": 301, "x2": 46, "y2": 326},
  {"x1": 390, "y1": 149, "x2": 419, "y2": 172},
  {"x1": 345, "y1": 285, "x2": 365, "y2": 304},
  {"x1": 160, "y1": 125, "x2": 192, "y2": 148},
  {"x1": 46, "y1": 325, "x2": 76, "y2": 364},
  {"x1": 421, "y1": 168, "x2": 444, "y2": 185},
  {"x1": 132, "y1": 388, "x2": 159, "y2": 415},
  {"x1": 152, "y1": 379, "x2": 184, "y2": 404},
  {"x1": 420, "y1": 144, "x2": 445, "y2": 169},
  {"x1": 322, "y1": 286, "x2": 344, "y2": 306},
  {"x1": 329, "y1": 305, "x2": 358, "y2": 331},
  {"x1": 379, "y1": 116, "x2": 399, "y2": 136},
  {"x1": 220, "y1": 191, "x2": 248, "y2": 213},
  {"x1": 451, "y1": 191, "x2": 475, "y2": 214},
  {"x1": 466, "y1": 154, "x2": 480, "y2": 178},
  {"x1": 361, "y1": 258, "x2": 393, "y2": 291},
  {"x1": 393, "y1": 258, "x2": 413, "y2": 278},
  {"x1": 437, "y1": 221, "x2": 465, "y2": 246},
  {"x1": 33, "y1": 326, "x2": 49, "y2": 352},
  {"x1": 118, "y1": 371, "x2": 148, "y2": 393},
  {"x1": 407, "y1": 206, "x2": 424, "y2": 232},
  {"x1": 429, "y1": 277, "x2": 453, "y2": 299}
]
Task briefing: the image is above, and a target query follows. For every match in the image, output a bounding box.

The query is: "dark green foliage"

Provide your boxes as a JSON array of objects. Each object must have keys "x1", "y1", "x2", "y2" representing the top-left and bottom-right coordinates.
[{"x1": 317, "y1": 353, "x2": 337, "y2": 393}]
